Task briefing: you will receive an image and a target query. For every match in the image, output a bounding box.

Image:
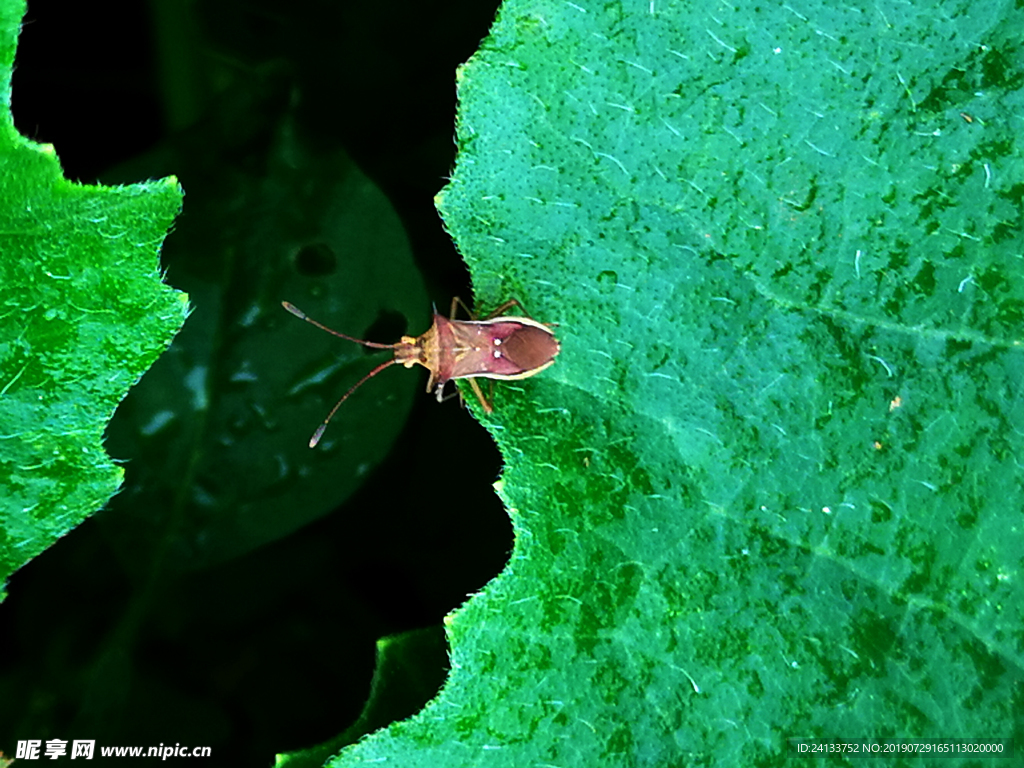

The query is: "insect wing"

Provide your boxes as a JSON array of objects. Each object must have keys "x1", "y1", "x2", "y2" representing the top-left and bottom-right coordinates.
[
  {"x1": 449, "y1": 317, "x2": 560, "y2": 380},
  {"x1": 495, "y1": 321, "x2": 560, "y2": 376}
]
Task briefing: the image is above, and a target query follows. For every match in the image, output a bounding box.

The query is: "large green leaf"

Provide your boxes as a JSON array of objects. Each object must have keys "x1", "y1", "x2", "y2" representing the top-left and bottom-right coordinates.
[
  {"x1": 0, "y1": 0, "x2": 187, "y2": 596},
  {"x1": 326, "y1": 0, "x2": 1024, "y2": 764}
]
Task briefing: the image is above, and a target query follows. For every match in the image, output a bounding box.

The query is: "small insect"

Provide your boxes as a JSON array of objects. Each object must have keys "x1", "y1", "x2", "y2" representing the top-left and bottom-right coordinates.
[{"x1": 282, "y1": 298, "x2": 560, "y2": 447}]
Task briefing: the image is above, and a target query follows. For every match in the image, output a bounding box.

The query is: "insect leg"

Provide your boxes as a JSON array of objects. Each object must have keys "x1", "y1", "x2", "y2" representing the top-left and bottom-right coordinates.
[
  {"x1": 450, "y1": 296, "x2": 476, "y2": 320},
  {"x1": 485, "y1": 298, "x2": 525, "y2": 318},
  {"x1": 467, "y1": 378, "x2": 494, "y2": 413}
]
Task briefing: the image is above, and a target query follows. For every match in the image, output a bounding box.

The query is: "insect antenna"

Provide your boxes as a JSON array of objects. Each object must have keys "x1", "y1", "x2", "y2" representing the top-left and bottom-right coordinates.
[
  {"x1": 308, "y1": 357, "x2": 398, "y2": 448},
  {"x1": 282, "y1": 301, "x2": 402, "y2": 447},
  {"x1": 281, "y1": 301, "x2": 396, "y2": 350}
]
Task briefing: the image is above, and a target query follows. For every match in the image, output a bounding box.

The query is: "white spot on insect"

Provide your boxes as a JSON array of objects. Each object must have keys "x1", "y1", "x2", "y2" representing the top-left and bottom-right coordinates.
[
  {"x1": 494, "y1": 338, "x2": 502, "y2": 345},
  {"x1": 493, "y1": 350, "x2": 502, "y2": 359}
]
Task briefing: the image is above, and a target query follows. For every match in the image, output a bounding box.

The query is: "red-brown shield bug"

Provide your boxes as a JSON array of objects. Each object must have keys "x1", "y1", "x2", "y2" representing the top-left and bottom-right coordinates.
[{"x1": 282, "y1": 298, "x2": 560, "y2": 447}]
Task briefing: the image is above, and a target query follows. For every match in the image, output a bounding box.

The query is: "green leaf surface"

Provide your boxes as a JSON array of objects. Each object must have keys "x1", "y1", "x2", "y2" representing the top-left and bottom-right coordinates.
[
  {"x1": 0, "y1": 0, "x2": 187, "y2": 594},
  {"x1": 328, "y1": 0, "x2": 1024, "y2": 765}
]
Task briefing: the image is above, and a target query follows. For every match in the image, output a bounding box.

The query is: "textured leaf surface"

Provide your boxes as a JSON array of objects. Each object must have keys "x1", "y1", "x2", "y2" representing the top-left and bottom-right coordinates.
[
  {"x1": 328, "y1": 0, "x2": 1024, "y2": 764},
  {"x1": 0, "y1": 0, "x2": 187, "y2": 594}
]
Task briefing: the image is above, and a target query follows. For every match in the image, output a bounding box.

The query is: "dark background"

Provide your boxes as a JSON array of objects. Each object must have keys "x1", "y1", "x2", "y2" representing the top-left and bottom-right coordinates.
[{"x1": 1, "y1": 0, "x2": 508, "y2": 764}]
